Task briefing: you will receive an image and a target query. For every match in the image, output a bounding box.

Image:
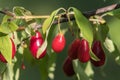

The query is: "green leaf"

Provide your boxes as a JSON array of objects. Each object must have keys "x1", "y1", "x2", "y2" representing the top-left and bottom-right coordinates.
[
  {"x1": 106, "y1": 17, "x2": 120, "y2": 52},
  {"x1": 84, "y1": 62, "x2": 94, "y2": 78},
  {"x1": 0, "y1": 36, "x2": 12, "y2": 63},
  {"x1": 3, "y1": 64, "x2": 14, "y2": 80},
  {"x1": 105, "y1": 8, "x2": 120, "y2": 19},
  {"x1": 96, "y1": 24, "x2": 109, "y2": 42},
  {"x1": 104, "y1": 38, "x2": 115, "y2": 53},
  {"x1": 90, "y1": 50, "x2": 100, "y2": 61},
  {"x1": 42, "y1": 8, "x2": 65, "y2": 34},
  {"x1": 72, "y1": 59, "x2": 90, "y2": 80},
  {"x1": 0, "y1": 22, "x2": 18, "y2": 34},
  {"x1": 47, "y1": 25, "x2": 58, "y2": 54},
  {"x1": 71, "y1": 7, "x2": 93, "y2": 46},
  {"x1": 36, "y1": 39, "x2": 47, "y2": 58},
  {"x1": 37, "y1": 8, "x2": 65, "y2": 58},
  {"x1": 1, "y1": 15, "x2": 11, "y2": 24},
  {"x1": 0, "y1": 62, "x2": 6, "y2": 74},
  {"x1": 13, "y1": 6, "x2": 32, "y2": 16}
]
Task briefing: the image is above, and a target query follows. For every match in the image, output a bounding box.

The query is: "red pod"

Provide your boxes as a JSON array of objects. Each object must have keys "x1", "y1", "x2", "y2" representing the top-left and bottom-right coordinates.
[
  {"x1": 29, "y1": 31, "x2": 46, "y2": 59},
  {"x1": 62, "y1": 56, "x2": 75, "y2": 76},
  {"x1": 52, "y1": 33, "x2": 66, "y2": 53},
  {"x1": 77, "y1": 39, "x2": 90, "y2": 63},
  {"x1": 68, "y1": 38, "x2": 81, "y2": 60},
  {"x1": 91, "y1": 41, "x2": 105, "y2": 67},
  {"x1": 0, "y1": 38, "x2": 16, "y2": 63}
]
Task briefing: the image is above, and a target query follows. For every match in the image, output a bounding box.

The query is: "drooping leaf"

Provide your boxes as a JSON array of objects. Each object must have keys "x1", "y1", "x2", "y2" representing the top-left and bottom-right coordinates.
[
  {"x1": 42, "y1": 8, "x2": 65, "y2": 34},
  {"x1": 71, "y1": 7, "x2": 93, "y2": 46},
  {"x1": 13, "y1": 6, "x2": 32, "y2": 16},
  {"x1": 37, "y1": 8, "x2": 65, "y2": 58},
  {"x1": 72, "y1": 59, "x2": 90, "y2": 80},
  {"x1": 0, "y1": 62, "x2": 6, "y2": 74},
  {"x1": 3, "y1": 64, "x2": 14, "y2": 80},
  {"x1": 0, "y1": 21, "x2": 18, "y2": 34},
  {"x1": 106, "y1": 16, "x2": 120, "y2": 64},
  {"x1": 106, "y1": 17, "x2": 120, "y2": 52},
  {"x1": 47, "y1": 25, "x2": 58, "y2": 55},
  {"x1": 84, "y1": 62, "x2": 94, "y2": 78},
  {"x1": 96, "y1": 24, "x2": 109, "y2": 42},
  {"x1": 0, "y1": 36, "x2": 12, "y2": 63}
]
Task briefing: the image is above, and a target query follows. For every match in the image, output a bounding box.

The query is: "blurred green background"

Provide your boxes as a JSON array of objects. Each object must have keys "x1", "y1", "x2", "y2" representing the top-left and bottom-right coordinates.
[{"x1": 1, "y1": 0, "x2": 120, "y2": 80}]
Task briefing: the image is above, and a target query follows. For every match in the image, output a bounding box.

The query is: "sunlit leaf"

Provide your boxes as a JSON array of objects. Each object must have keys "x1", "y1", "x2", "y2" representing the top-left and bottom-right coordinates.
[
  {"x1": 106, "y1": 17, "x2": 120, "y2": 52},
  {"x1": 72, "y1": 59, "x2": 89, "y2": 80},
  {"x1": 13, "y1": 6, "x2": 32, "y2": 16},
  {"x1": 0, "y1": 22, "x2": 18, "y2": 34},
  {"x1": 42, "y1": 8, "x2": 65, "y2": 34},
  {"x1": 37, "y1": 8, "x2": 65, "y2": 58},
  {"x1": 71, "y1": 7, "x2": 93, "y2": 46},
  {"x1": 0, "y1": 36, "x2": 12, "y2": 63}
]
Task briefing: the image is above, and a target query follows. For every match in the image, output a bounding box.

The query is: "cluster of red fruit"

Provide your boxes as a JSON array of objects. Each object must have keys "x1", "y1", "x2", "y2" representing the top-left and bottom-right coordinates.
[
  {"x1": 29, "y1": 31, "x2": 66, "y2": 59},
  {"x1": 63, "y1": 38, "x2": 106, "y2": 77},
  {"x1": 0, "y1": 31, "x2": 105, "y2": 77}
]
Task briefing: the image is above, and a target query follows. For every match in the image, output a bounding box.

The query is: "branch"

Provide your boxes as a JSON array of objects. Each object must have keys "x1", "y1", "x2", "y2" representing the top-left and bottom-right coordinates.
[{"x1": 0, "y1": 3, "x2": 120, "y2": 28}]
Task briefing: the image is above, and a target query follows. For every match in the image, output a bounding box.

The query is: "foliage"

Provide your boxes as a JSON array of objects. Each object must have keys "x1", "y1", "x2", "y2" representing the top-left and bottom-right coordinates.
[{"x1": 0, "y1": 5, "x2": 120, "y2": 80}]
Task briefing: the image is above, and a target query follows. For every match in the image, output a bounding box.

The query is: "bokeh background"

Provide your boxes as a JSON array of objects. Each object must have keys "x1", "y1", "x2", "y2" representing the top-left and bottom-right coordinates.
[{"x1": 0, "y1": 0, "x2": 120, "y2": 80}]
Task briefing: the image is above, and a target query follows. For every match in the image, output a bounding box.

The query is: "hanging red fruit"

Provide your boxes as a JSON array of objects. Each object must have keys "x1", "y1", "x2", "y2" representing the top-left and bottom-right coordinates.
[
  {"x1": 62, "y1": 56, "x2": 75, "y2": 77},
  {"x1": 29, "y1": 31, "x2": 46, "y2": 59},
  {"x1": 91, "y1": 41, "x2": 105, "y2": 67},
  {"x1": 0, "y1": 38, "x2": 16, "y2": 63},
  {"x1": 77, "y1": 39, "x2": 90, "y2": 63},
  {"x1": 52, "y1": 33, "x2": 66, "y2": 53},
  {"x1": 68, "y1": 38, "x2": 81, "y2": 60}
]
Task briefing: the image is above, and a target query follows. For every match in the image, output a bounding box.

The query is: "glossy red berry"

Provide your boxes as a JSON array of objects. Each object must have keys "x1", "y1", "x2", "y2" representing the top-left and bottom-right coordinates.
[
  {"x1": 29, "y1": 31, "x2": 46, "y2": 59},
  {"x1": 52, "y1": 33, "x2": 66, "y2": 53},
  {"x1": 91, "y1": 41, "x2": 105, "y2": 67},
  {"x1": 62, "y1": 56, "x2": 75, "y2": 76},
  {"x1": 77, "y1": 39, "x2": 90, "y2": 63},
  {"x1": 68, "y1": 38, "x2": 81, "y2": 60},
  {"x1": 0, "y1": 38, "x2": 16, "y2": 63}
]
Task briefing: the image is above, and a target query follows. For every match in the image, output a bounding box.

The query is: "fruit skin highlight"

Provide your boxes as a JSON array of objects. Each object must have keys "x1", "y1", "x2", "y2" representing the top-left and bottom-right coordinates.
[
  {"x1": 77, "y1": 39, "x2": 90, "y2": 63},
  {"x1": 68, "y1": 38, "x2": 81, "y2": 60},
  {"x1": 91, "y1": 41, "x2": 105, "y2": 67},
  {"x1": 62, "y1": 56, "x2": 75, "y2": 77},
  {"x1": 52, "y1": 33, "x2": 66, "y2": 53},
  {"x1": 0, "y1": 38, "x2": 16, "y2": 63},
  {"x1": 29, "y1": 31, "x2": 46, "y2": 59}
]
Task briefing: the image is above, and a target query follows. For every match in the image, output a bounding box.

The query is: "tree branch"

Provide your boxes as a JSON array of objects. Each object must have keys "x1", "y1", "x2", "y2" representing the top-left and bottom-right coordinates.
[{"x1": 0, "y1": 3, "x2": 120, "y2": 28}]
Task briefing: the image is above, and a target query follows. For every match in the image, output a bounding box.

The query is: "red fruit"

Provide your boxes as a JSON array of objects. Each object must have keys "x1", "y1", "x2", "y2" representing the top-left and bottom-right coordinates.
[
  {"x1": 91, "y1": 41, "x2": 105, "y2": 67},
  {"x1": 62, "y1": 56, "x2": 75, "y2": 76},
  {"x1": 29, "y1": 31, "x2": 46, "y2": 59},
  {"x1": 52, "y1": 33, "x2": 66, "y2": 53},
  {"x1": 68, "y1": 38, "x2": 81, "y2": 60},
  {"x1": 0, "y1": 38, "x2": 16, "y2": 63},
  {"x1": 21, "y1": 63, "x2": 26, "y2": 70},
  {"x1": 77, "y1": 39, "x2": 90, "y2": 63}
]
